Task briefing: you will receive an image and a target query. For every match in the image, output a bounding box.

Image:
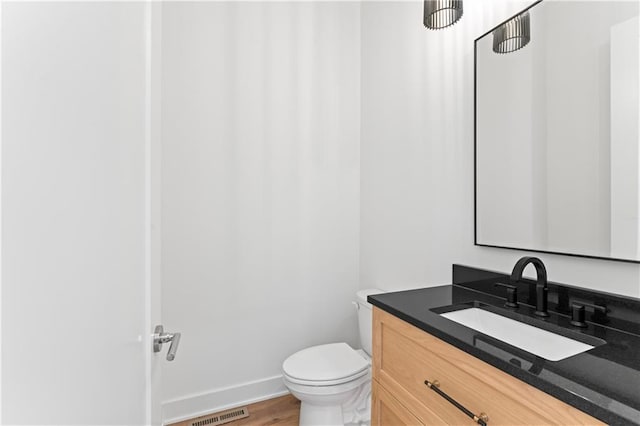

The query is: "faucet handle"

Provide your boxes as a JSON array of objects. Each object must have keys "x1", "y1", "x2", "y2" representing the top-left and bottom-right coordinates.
[
  {"x1": 494, "y1": 283, "x2": 519, "y2": 308},
  {"x1": 570, "y1": 301, "x2": 607, "y2": 328}
]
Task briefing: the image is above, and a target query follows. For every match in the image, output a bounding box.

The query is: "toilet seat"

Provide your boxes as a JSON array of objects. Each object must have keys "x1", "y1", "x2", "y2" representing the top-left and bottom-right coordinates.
[
  {"x1": 283, "y1": 367, "x2": 369, "y2": 387},
  {"x1": 282, "y1": 343, "x2": 370, "y2": 386}
]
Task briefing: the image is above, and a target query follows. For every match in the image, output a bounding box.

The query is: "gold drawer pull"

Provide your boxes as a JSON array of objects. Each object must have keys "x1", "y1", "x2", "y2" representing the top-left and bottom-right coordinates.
[{"x1": 425, "y1": 379, "x2": 489, "y2": 426}]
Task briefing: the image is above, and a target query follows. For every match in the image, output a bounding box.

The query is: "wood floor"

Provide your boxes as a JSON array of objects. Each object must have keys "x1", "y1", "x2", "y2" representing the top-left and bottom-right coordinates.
[{"x1": 168, "y1": 394, "x2": 300, "y2": 426}]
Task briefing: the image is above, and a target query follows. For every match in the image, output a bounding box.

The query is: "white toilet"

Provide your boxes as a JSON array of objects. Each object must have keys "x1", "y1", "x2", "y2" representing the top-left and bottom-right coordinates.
[{"x1": 282, "y1": 289, "x2": 383, "y2": 426}]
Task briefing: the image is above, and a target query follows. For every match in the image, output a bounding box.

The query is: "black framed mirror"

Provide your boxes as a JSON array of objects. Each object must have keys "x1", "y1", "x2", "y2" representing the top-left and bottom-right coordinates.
[{"x1": 475, "y1": 0, "x2": 640, "y2": 263}]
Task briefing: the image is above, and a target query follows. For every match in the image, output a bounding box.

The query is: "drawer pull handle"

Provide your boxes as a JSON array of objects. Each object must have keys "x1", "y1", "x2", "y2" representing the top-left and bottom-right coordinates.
[{"x1": 425, "y1": 379, "x2": 489, "y2": 426}]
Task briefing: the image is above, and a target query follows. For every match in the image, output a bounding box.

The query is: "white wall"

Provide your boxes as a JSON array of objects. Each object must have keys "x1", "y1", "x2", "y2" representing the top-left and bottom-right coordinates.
[
  {"x1": 360, "y1": 0, "x2": 640, "y2": 297},
  {"x1": 1, "y1": 3, "x2": 150, "y2": 424},
  {"x1": 160, "y1": 2, "x2": 361, "y2": 422}
]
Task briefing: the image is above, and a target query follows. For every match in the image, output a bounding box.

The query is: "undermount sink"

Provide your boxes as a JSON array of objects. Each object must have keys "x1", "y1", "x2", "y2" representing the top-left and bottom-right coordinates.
[{"x1": 440, "y1": 307, "x2": 596, "y2": 361}]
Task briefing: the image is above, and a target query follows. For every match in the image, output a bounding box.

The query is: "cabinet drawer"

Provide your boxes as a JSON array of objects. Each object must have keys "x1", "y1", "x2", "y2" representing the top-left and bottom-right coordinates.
[
  {"x1": 372, "y1": 379, "x2": 431, "y2": 426},
  {"x1": 373, "y1": 307, "x2": 604, "y2": 426}
]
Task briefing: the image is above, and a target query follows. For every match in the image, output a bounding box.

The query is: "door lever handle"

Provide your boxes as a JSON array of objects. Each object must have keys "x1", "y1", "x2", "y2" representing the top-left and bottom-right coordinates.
[{"x1": 153, "y1": 325, "x2": 181, "y2": 361}]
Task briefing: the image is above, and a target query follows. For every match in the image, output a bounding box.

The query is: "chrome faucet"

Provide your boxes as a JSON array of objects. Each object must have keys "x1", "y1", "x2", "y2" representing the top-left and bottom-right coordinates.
[{"x1": 510, "y1": 256, "x2": 549, "y2": 317}]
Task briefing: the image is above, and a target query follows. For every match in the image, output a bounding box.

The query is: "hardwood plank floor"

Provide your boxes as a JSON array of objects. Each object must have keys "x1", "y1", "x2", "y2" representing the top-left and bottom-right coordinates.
[{"x1": 168, "y1": 394, "x2": 300, "y2": 426}]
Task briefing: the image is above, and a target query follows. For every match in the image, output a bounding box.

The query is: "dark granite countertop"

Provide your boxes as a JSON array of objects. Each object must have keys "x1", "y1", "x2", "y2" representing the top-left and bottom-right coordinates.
[{"x1": 368, "y1": 265, "x2": 640, "y2": 425}]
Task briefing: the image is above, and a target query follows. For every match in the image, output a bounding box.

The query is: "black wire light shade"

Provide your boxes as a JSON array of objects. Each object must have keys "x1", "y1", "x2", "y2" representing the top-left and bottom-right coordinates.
[
  {"x1": 493, "y1": 11, "x2": 531, "y2": 54},
  {"x1": 424, "y1": 0, "x2": 463, "y2": 30}
]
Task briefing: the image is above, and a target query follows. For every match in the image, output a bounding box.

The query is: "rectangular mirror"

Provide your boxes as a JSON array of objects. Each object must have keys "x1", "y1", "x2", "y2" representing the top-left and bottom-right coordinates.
[{"x1": 475, "y1": 0, "x2": 640, "y2": 262}]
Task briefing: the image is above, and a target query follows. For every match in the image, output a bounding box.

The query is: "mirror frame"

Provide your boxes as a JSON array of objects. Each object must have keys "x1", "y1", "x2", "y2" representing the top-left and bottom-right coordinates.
[{"x1": 473, "y1": 0, "x2": 640, "y2": 264}]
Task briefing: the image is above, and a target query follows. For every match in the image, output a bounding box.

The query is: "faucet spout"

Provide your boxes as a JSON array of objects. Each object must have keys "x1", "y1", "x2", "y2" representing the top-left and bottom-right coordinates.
[{"x1": 510, "y1": 256, "x2": 549, "y2": 317}]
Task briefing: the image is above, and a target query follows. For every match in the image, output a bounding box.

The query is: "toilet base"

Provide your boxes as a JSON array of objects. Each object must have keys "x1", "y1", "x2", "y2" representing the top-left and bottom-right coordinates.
[
  {"x1": 284, "y1": 371, "x2": 371, "y2": 426},
  {"x1": 299, "y1": 402, "x2": 344, "y2": 426},
  {"x1": 342, "y1": 380, "x2": 371, "y2": 426}
]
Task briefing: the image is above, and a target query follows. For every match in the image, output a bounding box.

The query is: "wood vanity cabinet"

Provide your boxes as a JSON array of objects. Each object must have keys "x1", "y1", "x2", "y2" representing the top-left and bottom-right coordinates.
[{"x1": 371, "y1": 307, "x2": 605, "y2": 426}]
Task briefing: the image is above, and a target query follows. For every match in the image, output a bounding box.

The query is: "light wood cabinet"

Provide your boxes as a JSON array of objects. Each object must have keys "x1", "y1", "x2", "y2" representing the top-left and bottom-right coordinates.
[
  {"x1": 371, "y1": 307, "x2": 605, "y2": 426},
  {"x1": 372, "y1": 380, "x2": 426, "y2": 426}
]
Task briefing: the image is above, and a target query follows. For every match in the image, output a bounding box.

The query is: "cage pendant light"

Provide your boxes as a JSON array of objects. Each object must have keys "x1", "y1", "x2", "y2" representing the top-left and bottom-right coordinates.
[
  {"x1": 493, "y1": 11, "x2": 531, "y2": 54},
  {"x1": 424, "y1": 0, "x2": 463, "y2": 30}
]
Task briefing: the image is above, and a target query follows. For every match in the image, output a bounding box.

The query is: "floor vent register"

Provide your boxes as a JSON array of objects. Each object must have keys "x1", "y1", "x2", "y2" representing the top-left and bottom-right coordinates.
[{"x1": 191, "y1": 407, "x2": 249, "y2": 426}]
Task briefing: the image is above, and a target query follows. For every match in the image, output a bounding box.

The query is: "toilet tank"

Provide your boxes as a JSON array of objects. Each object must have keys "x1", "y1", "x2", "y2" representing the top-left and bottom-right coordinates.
[{"x1": 355, "y1": 288, "x2": 384, "y2": 356}]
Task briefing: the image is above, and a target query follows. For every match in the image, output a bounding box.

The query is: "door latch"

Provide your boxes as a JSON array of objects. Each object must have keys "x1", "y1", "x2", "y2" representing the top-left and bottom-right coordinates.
[{"x1": 153, "y1": 325, "x2": 181, "y2": 361}]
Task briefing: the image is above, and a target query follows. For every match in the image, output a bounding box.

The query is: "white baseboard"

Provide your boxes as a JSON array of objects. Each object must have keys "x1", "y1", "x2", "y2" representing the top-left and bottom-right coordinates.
[{"x1": 162, "y1": 375, "x2": 289, "y2": 425}]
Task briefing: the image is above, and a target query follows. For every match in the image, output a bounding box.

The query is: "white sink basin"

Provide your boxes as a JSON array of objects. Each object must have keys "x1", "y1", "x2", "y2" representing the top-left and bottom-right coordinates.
[{"x1": 440, "y1": 308, "x2": 594, "y2": 361}]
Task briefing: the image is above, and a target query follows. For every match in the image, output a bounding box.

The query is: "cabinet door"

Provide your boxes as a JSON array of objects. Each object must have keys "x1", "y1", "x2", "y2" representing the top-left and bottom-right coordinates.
[
  {"x1": 1, "y1": 3, "x2": 163, "y2": 425},
  {"x1": 372, "y1": 380, "x2": 428, "y2": 426}
]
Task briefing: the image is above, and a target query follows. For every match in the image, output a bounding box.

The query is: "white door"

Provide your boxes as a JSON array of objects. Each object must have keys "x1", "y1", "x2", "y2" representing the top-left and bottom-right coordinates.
[{"x1": 0, "y1": 2, "x2": 164, "y2": 424}]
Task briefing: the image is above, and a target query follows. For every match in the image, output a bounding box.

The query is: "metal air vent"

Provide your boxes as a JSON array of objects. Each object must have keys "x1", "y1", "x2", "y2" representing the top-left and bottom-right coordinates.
[{"x1": 191, "y1": 407, "x2": 249, "y2": 426}]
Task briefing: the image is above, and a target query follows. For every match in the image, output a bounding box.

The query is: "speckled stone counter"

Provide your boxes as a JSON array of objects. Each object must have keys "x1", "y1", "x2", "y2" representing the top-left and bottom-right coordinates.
[{"x1": 368, "y1": 265, "x2": 640, "y2": 425}]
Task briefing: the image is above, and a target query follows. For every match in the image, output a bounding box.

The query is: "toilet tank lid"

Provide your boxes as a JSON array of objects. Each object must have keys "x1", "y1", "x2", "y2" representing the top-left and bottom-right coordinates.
[{"x1": 356, "y1": 288, "x2": 384, "y2": 305}]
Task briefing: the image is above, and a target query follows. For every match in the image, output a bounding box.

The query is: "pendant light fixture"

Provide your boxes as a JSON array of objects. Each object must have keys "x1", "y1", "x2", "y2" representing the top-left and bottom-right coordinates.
[
  {"x1": 493, "y1": 11, "x2": 531, "y2": 54},
  {"x1": 424, "y1": 0, "x2": 463, "y2": 30}
]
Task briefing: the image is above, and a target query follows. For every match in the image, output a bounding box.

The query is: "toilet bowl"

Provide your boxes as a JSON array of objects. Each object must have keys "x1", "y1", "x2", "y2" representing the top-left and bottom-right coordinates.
[{"x1": 282, "y1": 289, "x2": 383, "y2": 426}]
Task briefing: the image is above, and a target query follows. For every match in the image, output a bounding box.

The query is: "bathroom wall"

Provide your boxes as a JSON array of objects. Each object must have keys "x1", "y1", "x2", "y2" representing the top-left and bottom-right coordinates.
[
  {"x1": 360, "y1": 0, "x2": 640, "y2": 297},
  {"x1": 160, "y1": 2, "x2": 361, "y2": 422}
]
